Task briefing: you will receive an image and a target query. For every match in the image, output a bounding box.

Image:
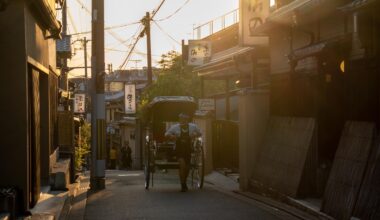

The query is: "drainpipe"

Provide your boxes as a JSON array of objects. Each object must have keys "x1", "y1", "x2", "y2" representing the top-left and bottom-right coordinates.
[
  {"x1": 225, "y1": 79, "x2": 230, "y2": 121},
  {"x1": 352, "y1": 12, "x2": 363, "y2": 51}
]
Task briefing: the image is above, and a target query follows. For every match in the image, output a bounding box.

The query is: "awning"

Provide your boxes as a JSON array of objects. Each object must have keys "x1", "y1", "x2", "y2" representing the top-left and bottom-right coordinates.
[
  {"x1": 338, "y1": 0, "x2": 379, "y2": 12},
  {"x1": 289, "y1": 36, "x2": 349, "y2": 61},
  {"x1": 193, "y1": 46, "x2": 256, "y2": 79}
]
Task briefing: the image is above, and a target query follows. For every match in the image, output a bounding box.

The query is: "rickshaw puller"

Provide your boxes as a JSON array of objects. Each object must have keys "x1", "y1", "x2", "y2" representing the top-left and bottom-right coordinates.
[{"x1": 165, "y1": 113, "x2": 201, "y2": 192}]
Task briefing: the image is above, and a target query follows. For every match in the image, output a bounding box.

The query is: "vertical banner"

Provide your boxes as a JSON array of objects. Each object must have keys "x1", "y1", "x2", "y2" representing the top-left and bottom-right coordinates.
[
  {"x1": 74, "y1": 94, "x2": 86, "y2": 113},
  {"x1": 188, "y1": 40, "x2": 212, "y2": 66},
  {"x1": 239, "y1": 0, "x2": 270, "y2": 46},
  {"x1": 124, "y1": 84, "x2": 136, "y2": 114}
]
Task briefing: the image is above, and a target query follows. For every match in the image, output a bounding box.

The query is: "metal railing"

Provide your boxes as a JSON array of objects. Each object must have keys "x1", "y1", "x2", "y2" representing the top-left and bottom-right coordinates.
[{"x1": 193, "y1": 8, "x2": 239, "y2": 39}]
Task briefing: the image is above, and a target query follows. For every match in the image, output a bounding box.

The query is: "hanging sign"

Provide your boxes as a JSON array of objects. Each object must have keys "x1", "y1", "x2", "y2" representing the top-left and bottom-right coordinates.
[
  {"x1": 199, "y1": 98, "x2": 215, "y2": 111},
  {"x1": 74, "y1": 94, "x2": 85, "y2": 113},
  {"x1": 124, "y1": 84, "x2": 136, "y2": 114},
  {"x1": 188, "y1": 40, "x2": 212, "y2": 66}
]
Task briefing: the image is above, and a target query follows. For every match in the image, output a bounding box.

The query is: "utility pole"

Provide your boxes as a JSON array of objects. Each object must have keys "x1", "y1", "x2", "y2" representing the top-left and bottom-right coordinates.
[
  {"x1": 83, "y1": 37, "x2": 89, "y2": 80},
  {"x1": 90, "y1": 0, "x2": 106, "y2": 190},
  {"x1": 130, "y1": 59, "x2": 141, "y2": 69},
  {"x1": 82, "y1": 37, "x2": 90, "y2": 120},
  {"x1": 144, "y1": 12, "x2": 153, "y2": 85},
  {"x1": 107, "y1": 63, "x2": 113, "y2": 73}
]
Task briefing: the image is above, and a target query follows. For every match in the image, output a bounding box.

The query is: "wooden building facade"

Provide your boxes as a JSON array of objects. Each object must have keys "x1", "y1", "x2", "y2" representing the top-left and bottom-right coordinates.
[{"x1": 0, "y1": 0, "x2": 62, "y2": 214}]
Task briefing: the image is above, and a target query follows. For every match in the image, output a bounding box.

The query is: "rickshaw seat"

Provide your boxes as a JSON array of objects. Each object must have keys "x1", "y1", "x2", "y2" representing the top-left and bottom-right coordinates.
[{"x1": 155, "y1": 142, "x2": 176, "y2": 161}]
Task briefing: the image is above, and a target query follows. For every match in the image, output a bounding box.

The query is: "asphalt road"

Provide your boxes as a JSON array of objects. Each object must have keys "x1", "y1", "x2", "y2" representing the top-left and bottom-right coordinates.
[{"x1": 83, "y1": 170, "x2": 300, "y2": 220}]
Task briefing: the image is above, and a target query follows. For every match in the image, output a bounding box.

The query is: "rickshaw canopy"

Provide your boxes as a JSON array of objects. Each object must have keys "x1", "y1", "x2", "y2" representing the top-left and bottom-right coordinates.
[{"x1": 147, "y1": 96, "x2": 197, "y2": 122}]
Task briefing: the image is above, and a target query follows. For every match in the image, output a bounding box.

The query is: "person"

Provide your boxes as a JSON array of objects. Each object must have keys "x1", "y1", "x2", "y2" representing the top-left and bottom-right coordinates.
[
  {"x1": 109, "y1": 146, "x2": 117, "y2": 169},
  {"x1": 165, "y1": 113, "x2": 201, "y2": 192},
  {"x1": 120, "y1": 145, "x2": 127, "y2": 169},
  {"x1": 126, "y1": 144, "x2": 132, "y2": 169}
]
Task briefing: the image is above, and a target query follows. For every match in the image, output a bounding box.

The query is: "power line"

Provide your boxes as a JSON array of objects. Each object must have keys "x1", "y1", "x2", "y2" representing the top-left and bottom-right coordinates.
[
  {"x1": 153, "y1": 21, "x2": 181, "y2": 45},
  {"x1": 155, "y1": 0, "x2": 191, "y2": 22},
  {"x1": 151, "y1": 0, "x2": 166, "y2": 18},
  {"x1": 118, "y1": 26, "x2": 144, "y2": 69},
  {"x1": 71, "y1": 21, "x2": 141, "y2": 36},
  {"x1": 73, "y1": 0, "x2": 140, "y2": 49},
  {"x1": 118, "y1": 0, "x2": 166, "y2": 70},
  {"x1": 68, "y1": 8, "x2": 79, "y2": 34},
  {"x1": 105, "y1": 47, "x2": 161, "y2": 57}
]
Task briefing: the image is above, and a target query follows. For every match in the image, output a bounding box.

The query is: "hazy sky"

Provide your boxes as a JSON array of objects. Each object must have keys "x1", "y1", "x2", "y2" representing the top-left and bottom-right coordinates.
[{"x1": 65, "y1": 0, "x2": 239, "y2": 78}]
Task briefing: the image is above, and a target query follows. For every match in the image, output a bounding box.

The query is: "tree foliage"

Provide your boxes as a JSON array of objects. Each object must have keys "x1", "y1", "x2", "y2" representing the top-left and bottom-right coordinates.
[
  {"x1": 138, "y1": 51, "x2": 201, "y2": 121},
  {"x1": 75, "y1": 122, "x2": 91, "y2": 172}
]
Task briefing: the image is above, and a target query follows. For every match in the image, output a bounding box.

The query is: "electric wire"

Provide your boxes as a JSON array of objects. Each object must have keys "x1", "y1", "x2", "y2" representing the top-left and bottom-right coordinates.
[
  {"x1": 152, "y1": 21, "x2": 181, "y2": 45},
  {"x1": 151, "y1": 0, "x2": 166, "y2": 18},
  {"x1": 118, "y1": 0, "x2": 166, "y2": 70},
  {"x1": 155, "y1": 0, "x2": 190, "y2": 22},
  {"x1": 73, "y1": 0, "x2": 166, "y2": 70},
  {"x1": 67, "y1": 8, "x2": 79, "y2": 34},
  {"x1": 71, "y1": 21, "x2": 141, "y2": 36}
]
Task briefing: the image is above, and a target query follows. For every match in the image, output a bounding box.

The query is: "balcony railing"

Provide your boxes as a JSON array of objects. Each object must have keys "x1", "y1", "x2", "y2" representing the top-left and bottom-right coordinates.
[{"x1": 193, "y1": 9, "x2": 239, "y2": 40}]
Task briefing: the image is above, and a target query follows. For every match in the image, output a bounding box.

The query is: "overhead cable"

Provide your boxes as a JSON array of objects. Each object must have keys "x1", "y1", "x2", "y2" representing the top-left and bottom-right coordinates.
[
  {"x1": 151, "y1": 0, "x2": 166, "y2": 18},
  {"x1": 153, "y1": 21, "x2": 181, "y2": 45},
  {"x1": 155, "y1": 0, "x2": 190, "y2": 22},
  {"x1": 118, "y1": 0, "x2": 167, "y2": 69},
  {"x1": 71, "y1": 21, "x2": 141, "y2": 36}
]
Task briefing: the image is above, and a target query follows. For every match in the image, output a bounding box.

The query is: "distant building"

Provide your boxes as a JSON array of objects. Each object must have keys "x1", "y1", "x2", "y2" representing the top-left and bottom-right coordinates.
[{"x1": 104, "y1": 68, "x2": 158, "y2": 169}]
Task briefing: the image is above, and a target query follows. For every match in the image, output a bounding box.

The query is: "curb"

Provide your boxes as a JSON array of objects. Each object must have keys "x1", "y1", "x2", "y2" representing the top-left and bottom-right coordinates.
[
  {"x1": 205, "y1": 171, "x2": 334, "y2": 220},
  {"x1": 234, "y1": 191, "x2": 329, "y2": 220},
  {"x1": 58, "y1": 175, "x2": 83, "y2": 220}
]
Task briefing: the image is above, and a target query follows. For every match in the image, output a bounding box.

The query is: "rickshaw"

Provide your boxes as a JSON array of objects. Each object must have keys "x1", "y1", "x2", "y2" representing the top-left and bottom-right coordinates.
[{"x1": 144, "y1": 96, "x2": 204, "y2": 190}]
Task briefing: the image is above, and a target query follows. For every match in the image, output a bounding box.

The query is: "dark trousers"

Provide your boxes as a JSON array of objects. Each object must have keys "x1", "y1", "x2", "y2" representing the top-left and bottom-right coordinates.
[{"x1": 110, "y1": 159, "x2": 116, "y2": 169}]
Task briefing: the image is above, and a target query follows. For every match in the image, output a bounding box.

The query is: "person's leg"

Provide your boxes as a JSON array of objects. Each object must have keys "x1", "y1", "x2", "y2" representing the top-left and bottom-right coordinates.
[
  {"x1": 178, "y1": 158, "x2": 188, "y2": 192},
  {"x1": 111, "y1": 159, "x2": 116, "y2": 169}
]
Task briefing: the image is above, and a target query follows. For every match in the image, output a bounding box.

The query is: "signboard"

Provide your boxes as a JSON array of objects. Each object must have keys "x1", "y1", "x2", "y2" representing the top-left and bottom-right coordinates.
[
  {"x1": 124, "y1": 84, "x2": 136, "y2": 114},
  {"x1": 188, "y1": 40, "x2": 212, "y2": 66},
  {"x1": 199, "y1": 99, "x2": 215, "y2": 111},
  {"x1": 239, "y1": 0, "x2": 270, "y2": 46},
  {"x1": 74, "y1": 94, "x2": 85, "y2": 113}
]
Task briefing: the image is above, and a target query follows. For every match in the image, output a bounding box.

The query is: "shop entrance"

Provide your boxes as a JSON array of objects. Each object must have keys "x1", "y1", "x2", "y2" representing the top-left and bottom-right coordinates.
[{"x1": 212, "y1": 120, "x2": 239, "y2": 172}]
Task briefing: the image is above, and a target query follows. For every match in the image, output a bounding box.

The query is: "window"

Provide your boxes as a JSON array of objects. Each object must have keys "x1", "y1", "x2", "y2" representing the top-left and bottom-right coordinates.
[{"x1": 270, "y1": 0, "x2": 276, "y2": 7}]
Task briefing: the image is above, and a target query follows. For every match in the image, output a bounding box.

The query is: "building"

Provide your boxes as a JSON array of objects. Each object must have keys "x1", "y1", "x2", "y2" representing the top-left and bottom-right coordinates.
[
  {"x1": 0, "y1": 0, "x2": 64, "y2": 215},
  {"x1": 244, "y1": 0, "x2": 380, "y2": 219},
  {"x1": 193, "y1": 0, "x2": 380, "y2": 219},
  {"x1": 191, "y1": 4, "x2": 270, "y2": 177},
  {"x1": 104, "y1": 69, "x2": 157, "y2": 169}
]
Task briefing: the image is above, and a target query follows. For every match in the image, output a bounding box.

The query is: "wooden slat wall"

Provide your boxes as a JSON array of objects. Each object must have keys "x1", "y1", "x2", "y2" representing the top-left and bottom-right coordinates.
[
  {"x1": 30, "y1": 68, "x2": 41, "y2": 207},
  {"x1": 352, "y1": 138, "x2": 380, "y2": 219},
  {"x1": 251, "y1": 116, "x2": 316, "y2": 197},
  {"x1": 322, "y1": 121, "x2": 376, "y2": 220}
]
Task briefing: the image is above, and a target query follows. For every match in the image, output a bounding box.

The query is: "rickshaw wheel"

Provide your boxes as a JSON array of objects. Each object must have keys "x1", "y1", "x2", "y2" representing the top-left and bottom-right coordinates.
[
  {"x1": 144, "y1": 164, "x2": 150, "y2": 190},
  {"x1": 144, "y1": 143, "x2": 151, "y2": 190},
  {"x1": 191, "y1": 141, "x2": 205, "y2": 189}
]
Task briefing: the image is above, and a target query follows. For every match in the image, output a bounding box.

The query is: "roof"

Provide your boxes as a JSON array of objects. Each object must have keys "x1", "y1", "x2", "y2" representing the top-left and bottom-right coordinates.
[
  {"x1": 105, "y1": 91, "x2": 124, "y2": 101},
  {"x1": 193, "y1": 46, "x2": 256, "y2": 79},
  {"x1": 106, "y1": 69, "x2": 158, "y2": 83}
]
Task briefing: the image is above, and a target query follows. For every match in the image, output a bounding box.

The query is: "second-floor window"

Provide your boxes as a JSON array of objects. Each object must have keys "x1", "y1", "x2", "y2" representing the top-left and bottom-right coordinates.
[{"x1": 270, "y1": 0, "x2": 276, "y2": 7}]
